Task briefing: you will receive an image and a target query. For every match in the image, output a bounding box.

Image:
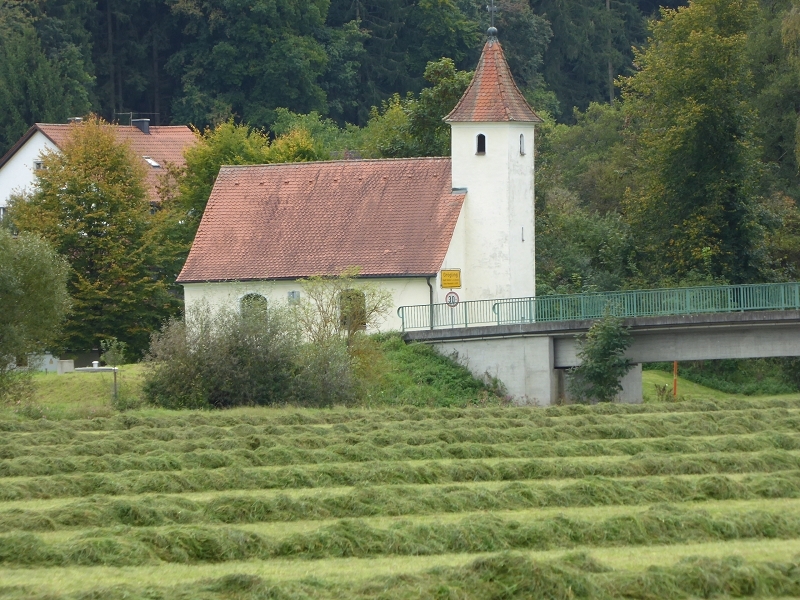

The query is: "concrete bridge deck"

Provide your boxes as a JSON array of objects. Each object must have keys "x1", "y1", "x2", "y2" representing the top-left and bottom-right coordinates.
[{"x1": 404, "y1": 310, "x2": 800, "y2": 405}]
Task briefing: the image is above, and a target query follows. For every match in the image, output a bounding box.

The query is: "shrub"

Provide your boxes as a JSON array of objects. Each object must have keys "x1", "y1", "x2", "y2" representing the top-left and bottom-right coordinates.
[
  {"x1": 143, "y1": 302, "x2": 301, "y2": 409},
  {"x1": 143, "y1": 301, "x2": 363, "y2": 409},
  {"x1": 568, "y1": 311, "x2": 633, "y2": 403},
  {"x1": 293, "y1": 340, "x2": 357, "y2": 407}
]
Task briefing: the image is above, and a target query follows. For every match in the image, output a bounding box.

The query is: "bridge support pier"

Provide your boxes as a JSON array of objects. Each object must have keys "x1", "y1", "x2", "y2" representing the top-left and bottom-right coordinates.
[{"x1": 434, "y1": 336, "x2": 559, "y2": 406}]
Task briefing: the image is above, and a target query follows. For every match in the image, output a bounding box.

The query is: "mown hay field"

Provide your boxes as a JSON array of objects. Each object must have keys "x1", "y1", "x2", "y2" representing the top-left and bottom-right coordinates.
[{"x1": 2, "y1": 398, "x2": 800, "y2": 599}]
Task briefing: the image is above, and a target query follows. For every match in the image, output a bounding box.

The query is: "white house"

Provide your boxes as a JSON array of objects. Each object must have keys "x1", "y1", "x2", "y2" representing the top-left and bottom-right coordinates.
[
  {"x1": 177, "y1": 31, "x2": 541, "y2": 331},
  {"x1": 0, "y1": 118, "x2": 196, "y2": 218}
]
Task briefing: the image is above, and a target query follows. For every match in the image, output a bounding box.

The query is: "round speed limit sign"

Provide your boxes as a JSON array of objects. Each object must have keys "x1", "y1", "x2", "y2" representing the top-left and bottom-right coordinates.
[{"x1": 445, "y1": 291, "x2": 460, "y2": 307}]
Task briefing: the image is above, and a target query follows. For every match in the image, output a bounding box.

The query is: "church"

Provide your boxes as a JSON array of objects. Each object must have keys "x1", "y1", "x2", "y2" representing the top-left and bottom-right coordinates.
[{"x1": 177, "y1": 29, "x2": 541, "y2": 331}]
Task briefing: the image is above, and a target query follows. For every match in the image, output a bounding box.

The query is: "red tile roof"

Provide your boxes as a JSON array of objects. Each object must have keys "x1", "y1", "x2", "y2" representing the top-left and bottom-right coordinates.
[
  {"x1": 177, "y1": 158, "x2": 464, "y2": 283},
  {"x1": 35, "y1": 124, "x2": 196, "y2": 200},
  {"x1": 446, "y1": 38, "x2": 542, "y2": 123},
  {"x1": 0, "y1": 123, "x2": 196, "y2": 201}
]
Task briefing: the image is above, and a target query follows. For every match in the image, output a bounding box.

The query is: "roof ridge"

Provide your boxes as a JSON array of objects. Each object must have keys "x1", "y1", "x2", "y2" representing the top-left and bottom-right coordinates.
[{"x1": 218, "y1": 157, "x2": 452, "y2": 169}]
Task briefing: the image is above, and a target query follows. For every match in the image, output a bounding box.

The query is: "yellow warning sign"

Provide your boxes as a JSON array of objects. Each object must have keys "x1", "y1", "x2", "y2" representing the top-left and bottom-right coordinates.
[{"x1": 440, "y1": 269, "x2": 461, "y2": 289}]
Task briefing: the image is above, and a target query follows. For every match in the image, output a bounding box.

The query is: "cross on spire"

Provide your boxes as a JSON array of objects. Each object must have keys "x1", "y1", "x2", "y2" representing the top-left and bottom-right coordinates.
[{"x1": 486, "y1": 0, "x2": 497, "y2": 37}]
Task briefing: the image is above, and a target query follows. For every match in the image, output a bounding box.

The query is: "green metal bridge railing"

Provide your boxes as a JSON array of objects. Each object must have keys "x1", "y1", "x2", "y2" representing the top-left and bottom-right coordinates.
[{"x1": 397, "y1": 282, "x2": 800, "y2": 332}]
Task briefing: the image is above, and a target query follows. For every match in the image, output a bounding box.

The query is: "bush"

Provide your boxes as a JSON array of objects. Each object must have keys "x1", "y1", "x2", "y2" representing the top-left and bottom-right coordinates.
[
  {"x1": 143, "y1": 302, "x2": 302, "y2": 409},
  {"x1": 293, "y1": 340, "x2": 357, "y2": 407},
  {"x1": 568, "y1": 311, "x2": 633, "y2": 403}
]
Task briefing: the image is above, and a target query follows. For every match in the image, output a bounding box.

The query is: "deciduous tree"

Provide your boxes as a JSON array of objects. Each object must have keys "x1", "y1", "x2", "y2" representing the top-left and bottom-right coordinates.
[
  {"x1": 622, "y1": 0, "x2": 767, "y2": 283},
  {"x1": 0, "y1": 228, "x2": 70, "y2": 398},
  {"x1": 9, "y1": 117, "x2": 179, "y2": 355}
]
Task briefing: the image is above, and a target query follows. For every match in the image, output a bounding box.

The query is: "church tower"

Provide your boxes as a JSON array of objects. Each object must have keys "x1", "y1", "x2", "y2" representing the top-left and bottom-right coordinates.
[{"x1": 445, "y1": 27, "x2": 541, "y2": 301}]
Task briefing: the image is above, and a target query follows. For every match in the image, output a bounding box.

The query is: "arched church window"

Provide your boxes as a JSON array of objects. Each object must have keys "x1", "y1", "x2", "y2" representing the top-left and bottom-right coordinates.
[
  {"x1": 240, "y1": 293, "x2": 268, "y2": 318},
  {"x1": 520, "y1": 134, "x2": 525, "y2": 155},
  {"x1": 476, "y1": 134, "x2": 486, "y2": 155}
]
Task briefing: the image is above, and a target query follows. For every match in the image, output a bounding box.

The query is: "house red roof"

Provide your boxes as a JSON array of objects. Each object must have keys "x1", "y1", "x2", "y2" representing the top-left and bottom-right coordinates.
[
  {"x1": 176, "y1": 158, "x2": 464, "y2": 283},
  {"x1": 0, "y1": 123, "x2": 196, "y2": 201},
  {"x1": 446, "y1": 38, "x2": 542, "y2": 123}
]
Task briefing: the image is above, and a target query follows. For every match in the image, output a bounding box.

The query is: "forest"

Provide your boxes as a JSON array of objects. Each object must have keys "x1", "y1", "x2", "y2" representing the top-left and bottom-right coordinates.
[
  {"x1": 5, "y1": 0, "x2": 800, "y2": 291},
  {"x1": 5, "y1": 0, "x2": 800, "y2": 355},
  {"x1": 1, "y1": 0, "x2": 684, "y2": 141}
]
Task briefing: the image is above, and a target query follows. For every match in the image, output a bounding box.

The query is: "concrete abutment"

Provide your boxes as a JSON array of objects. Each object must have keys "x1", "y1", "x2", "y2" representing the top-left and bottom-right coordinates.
[{"x1": 433, "y1": 336, "x2": 642, "y2": 406}]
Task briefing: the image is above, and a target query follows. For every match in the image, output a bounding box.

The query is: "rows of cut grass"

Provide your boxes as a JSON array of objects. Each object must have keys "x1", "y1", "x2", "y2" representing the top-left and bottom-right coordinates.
[
  {"x1": 3, "y1": 431, "x2": 800, "y2": 476},
  {"x1": 2, "y1": 399, "x2": 800, "y2": 598},
  {"x1": 4, "y1": 500, "x2": 800, "y2": 567},
  {"x1": 2, "y1": 471, "x2": 799, "y2": 532},
  {"x1": 4, "y1": 395, "x2": 800, "y2": 434}
]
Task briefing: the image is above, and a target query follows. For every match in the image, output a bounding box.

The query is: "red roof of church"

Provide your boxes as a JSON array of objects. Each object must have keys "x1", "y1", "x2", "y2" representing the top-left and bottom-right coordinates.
[
  {"x1": 0, "y1": 123, "x2": 196, "y2": 201},
  {"x1": 176, "y1": 158, "x2": 465, "y2": 283},
  {"x1": 446, "y1": 38, "x2": 542, "y2": 123}
]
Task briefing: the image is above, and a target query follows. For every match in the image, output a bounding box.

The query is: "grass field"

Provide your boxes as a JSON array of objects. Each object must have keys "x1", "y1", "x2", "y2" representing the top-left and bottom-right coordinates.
[{"x1": 1, "y1": 395, "x2": 800, "y2": 599}]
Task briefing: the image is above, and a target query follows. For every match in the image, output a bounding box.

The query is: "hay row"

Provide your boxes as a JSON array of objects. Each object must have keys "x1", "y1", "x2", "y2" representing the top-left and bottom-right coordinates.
[
  {"x1": 3, "y1": 431, "x2": 799, "y2": 477},
  {"x1": 2, "y1": 450, "x2": 799, "y2": 501},
  {"x1": 3, "y1": 409, "x2": 799, "y2": 455},
  {"x1": 1, "y1": 506, "x2": 798, "y2": 566},
  {"x1": 2, "y1": 471, "x2": 799, "y2": 532},
  {"x1": 3, "y1": 397, "x2": 799, "y2": 435}
]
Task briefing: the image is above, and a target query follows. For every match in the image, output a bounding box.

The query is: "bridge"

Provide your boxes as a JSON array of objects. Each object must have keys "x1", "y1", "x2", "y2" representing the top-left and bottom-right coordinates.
[{"x1": 399, "y1": 282, "x2": 800, "y2": 405}]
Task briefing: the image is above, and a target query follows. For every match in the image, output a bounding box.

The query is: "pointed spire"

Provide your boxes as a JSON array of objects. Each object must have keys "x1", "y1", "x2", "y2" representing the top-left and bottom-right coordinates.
[{"x1": 445, "y1": 34, "x2": 542, "y2": 123}]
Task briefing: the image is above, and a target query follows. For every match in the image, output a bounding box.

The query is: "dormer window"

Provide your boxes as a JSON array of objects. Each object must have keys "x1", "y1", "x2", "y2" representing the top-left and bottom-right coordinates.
[
  {"x1": 520, "y1": 134, "x2": 525, "y2": 155},
  {"x1": 143, "y1": 156, "x2": 161, "y2": 168},
  {"x1": 476, "y1": 134, "x2": 486, "y2": 155}
]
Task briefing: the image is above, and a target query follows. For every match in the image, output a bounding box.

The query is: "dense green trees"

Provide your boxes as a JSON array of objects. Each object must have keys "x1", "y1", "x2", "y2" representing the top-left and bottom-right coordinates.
[
  {"x1": 0, "y1": 229, "x2": 70, "y2": 398},
  {"x1": 9, "y1": 118, "x2": 180, "y2": 356},
  {"x1": 358, "y1": 58, "x2": 473, "y2": 158},
  {"x1": 537, "y1": 0, "x2": 800, "y2": 289},
  {"x1": 623, "y1": 0, "x2": 764, "y2": 283},
  {"x1": 0, "y1": 0, "x2": 692, "y2": 154},
  {"x1": 0, "y1": 7, "x2": 92, "y2": 154}
]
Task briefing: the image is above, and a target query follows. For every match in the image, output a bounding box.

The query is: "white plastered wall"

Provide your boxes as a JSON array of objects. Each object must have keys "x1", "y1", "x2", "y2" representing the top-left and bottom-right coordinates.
[
  {"x1": 450, "y1": 121, "x2": 536, "y2": 301},
  {"x1": 0, "y1": 132, "x2": 58, "y2": 210},
  {"x1": 183, "y1": 277, "x2": 431, "y2": 332},
  {"x1": 435, "y1": 207, "x2": 466, "y2": 302}
]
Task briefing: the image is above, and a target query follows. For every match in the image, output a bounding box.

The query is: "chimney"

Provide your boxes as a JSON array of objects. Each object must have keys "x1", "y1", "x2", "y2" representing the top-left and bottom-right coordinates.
[
  {"x1": 131, "y1": 119, "x2": 150, "y2": 134},
  {"x1": 67, "y1": 117, "x2": 83, "y2": 124}
]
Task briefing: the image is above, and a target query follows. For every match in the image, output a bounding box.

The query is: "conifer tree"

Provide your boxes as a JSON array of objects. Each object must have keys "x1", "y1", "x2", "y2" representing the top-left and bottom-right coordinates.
[{"x1": 0, "y1": 11, "x2": 92, "y2": 154}]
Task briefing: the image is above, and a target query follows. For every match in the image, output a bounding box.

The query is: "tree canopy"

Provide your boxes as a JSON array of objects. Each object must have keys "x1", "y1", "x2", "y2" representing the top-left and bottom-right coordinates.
[
  {"x1": 0, "y1": 228, "x2": 70, "y2": 396},
  {"x1": 9, "y1": 117, "x2": 179, "y2": 356},
  {"x1": 0, "y1": 0, "x2": 676, "y2": 153},
  {"x1": 622, "y1": 0, "x2": 765, "y2": 283}
]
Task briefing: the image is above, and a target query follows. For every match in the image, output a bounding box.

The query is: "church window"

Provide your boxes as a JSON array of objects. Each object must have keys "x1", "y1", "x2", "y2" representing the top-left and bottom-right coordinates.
[
  {"x1": 476, "y1": 134, "x2": 486, "y2": 155},
  {"x1": 520, "y1": 134, "x2": 525, "y2": 155},
  {"x1": 240, "y1": 293, "x2": 268, "y2": 318}
]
